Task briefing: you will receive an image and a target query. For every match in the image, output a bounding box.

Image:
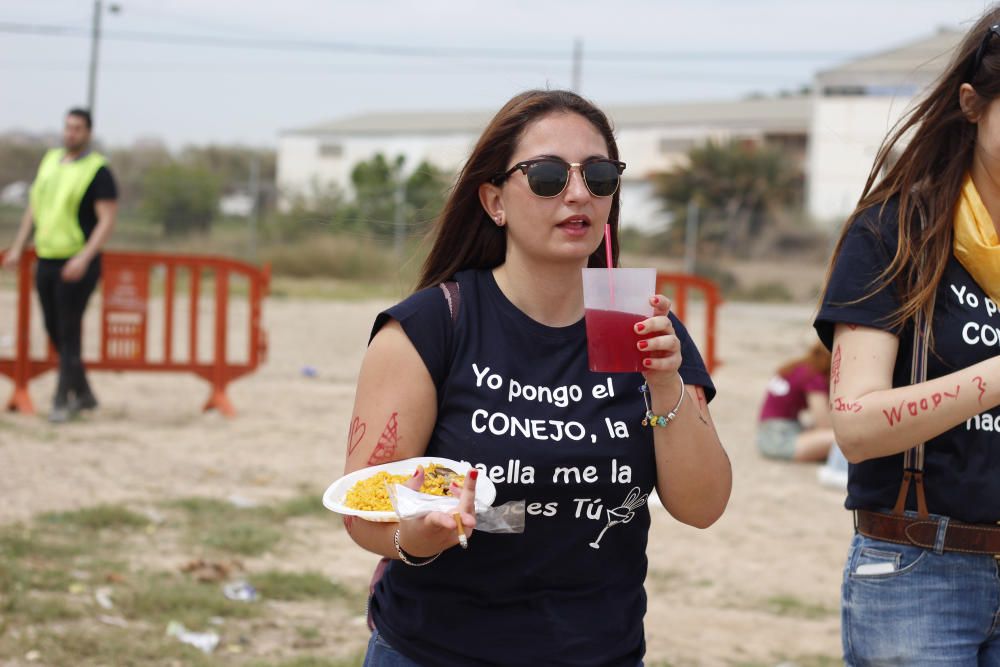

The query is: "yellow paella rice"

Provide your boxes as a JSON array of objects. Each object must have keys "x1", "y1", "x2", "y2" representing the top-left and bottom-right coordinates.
[{"x1": 344, "y1": 463, "x2": 465, "y2": 512}]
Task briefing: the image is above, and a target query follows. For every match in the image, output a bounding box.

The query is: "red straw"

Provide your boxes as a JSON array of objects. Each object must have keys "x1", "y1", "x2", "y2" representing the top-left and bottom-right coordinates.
[{"x1": 604, "y1": 224, "x2": 615, "y2": 306}]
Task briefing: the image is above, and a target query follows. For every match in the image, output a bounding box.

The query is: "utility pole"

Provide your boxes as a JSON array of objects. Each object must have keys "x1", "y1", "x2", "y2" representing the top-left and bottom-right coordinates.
[
  {"x1": 87, "y1": 0, "x2": 103, "y2": 114},
  {"x1": 571, "y1": 39, "x2": 583, "y2": 93},
  {"x1": 86, "y1": 1, "x2": 121, "y2": 114},
  {"x1": 248, "y1": 155, "x2": 260, "y2": 262},
  {"x1": 684, "y1": 199, "x2": 699, "y2": 275},
  {"x1": 393, "y1": 178, "x2": 406, "y2": 261}
]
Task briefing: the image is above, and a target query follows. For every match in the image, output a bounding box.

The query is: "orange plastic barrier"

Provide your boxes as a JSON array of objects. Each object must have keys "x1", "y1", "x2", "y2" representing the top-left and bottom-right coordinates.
[
  {"x1": 655, "y1": 272, "x2": 722, "y2": 374},
  {"x1": 1, "y1": 248, "x2": 269, "y2": 417}
]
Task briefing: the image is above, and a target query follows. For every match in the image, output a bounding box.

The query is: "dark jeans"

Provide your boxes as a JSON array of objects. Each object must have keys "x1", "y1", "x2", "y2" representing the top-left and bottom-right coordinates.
[{"x1": 35, "y1": 257, "x2": 101, "y2": 404}]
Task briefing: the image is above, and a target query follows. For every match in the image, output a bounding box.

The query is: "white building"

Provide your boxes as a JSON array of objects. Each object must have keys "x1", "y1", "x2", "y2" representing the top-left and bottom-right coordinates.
[
  {"x1": 807, "y1": 29, "x2": 961, "y2": 223},
  {"x1": 277, "y1": 98, "x2": 810, "y2": 234},
  {"x1": 277, "y1": 28, "x2": 965, "y2": 233}
]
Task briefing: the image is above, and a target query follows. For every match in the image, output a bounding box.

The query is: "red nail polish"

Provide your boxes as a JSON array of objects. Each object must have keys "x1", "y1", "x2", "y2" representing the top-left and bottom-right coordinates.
[
  {"x1": 635, "y1": 323, "x2": 645, "y2": 332},
  {"x1": 469, "y1": 469, "x2": 479, "y2": 480},
  {"x1": 638, "y1": 340, "x2": 648, "y2": 350},
  {"x1": 644, "y1": 358, "x2": 653, "y2": 367},
  {"x1": 652, "y1": 296, "x2": 659, "y2": 305},
  {"x1": 412, "y1": 470, "x2": 419, "y2": 477}
]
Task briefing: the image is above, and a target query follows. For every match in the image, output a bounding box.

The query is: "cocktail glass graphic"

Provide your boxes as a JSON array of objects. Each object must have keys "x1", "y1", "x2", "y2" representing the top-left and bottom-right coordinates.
[{"x1": 589, "y1": 487, "x2": 648, "y2": 549}]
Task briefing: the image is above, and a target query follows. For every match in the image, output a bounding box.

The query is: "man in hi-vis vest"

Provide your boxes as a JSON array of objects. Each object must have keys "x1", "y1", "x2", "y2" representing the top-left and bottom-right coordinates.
[{"x1": 3, "y1": 108, "x2": 118, "y2": 422}]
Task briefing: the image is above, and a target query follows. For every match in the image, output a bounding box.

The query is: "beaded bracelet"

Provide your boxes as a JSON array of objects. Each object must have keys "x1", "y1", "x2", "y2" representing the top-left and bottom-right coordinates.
[
  {"x1": 640, "y1": 376, "x2": 686, "y2": 427},
  {"x1": 393, "y1": 527, "x2": 440, "y2": 567}
]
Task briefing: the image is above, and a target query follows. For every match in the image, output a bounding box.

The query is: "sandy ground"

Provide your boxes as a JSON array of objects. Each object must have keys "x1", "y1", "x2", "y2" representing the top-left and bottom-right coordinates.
[{"x1": 0, "y1": 288, "x2": 849, "y2": 666}]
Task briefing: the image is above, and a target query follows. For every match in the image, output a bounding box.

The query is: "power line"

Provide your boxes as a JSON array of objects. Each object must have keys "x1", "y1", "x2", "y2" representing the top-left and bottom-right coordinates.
[
  {"x1": 0, "y1": 20, "x2": 854, "y2": 62},
  {"x1": 0, "y1": 59, "x2": 810, "y2": 84}
]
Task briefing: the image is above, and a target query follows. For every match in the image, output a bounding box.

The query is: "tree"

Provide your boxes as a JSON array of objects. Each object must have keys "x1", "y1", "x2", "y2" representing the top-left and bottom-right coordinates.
[
  {"x1": 655, "y1": 140, "x2": 802, "y2": 255},
  {"x1": 141, "y1": 164, "x2": 221, "y2": 236},
  {"x1": 345, "y1": 154, "x2": 451, "y2": 240},
  {"x1": 406, "y1": 160, "x2": 451, "y2": 228}
]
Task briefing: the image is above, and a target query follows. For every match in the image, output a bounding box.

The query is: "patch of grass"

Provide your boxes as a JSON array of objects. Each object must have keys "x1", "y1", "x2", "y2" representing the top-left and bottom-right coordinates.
[
  {"x1": 260, "y1": 234, "x2": 398, "y2": 281},
  {"x1": 250, "y1": 571, "x2": 348, "y2": 601},
  {"x1": 269, "y1": 276, "x2": 403, "y2": 301},
  {"x1": 40, "y1": 504, "x2": 148, "y2": 531},
  {"x1": 0, "y1": 525, "x2": 88, "y2": 561},
  {"x1": 169, "y1": 497, "x2": 283, "y2": 556},
  {"x1": 169, "y1": 497, "x2": 236, "y2": 517},
  {"x1": 3, "y1": 591, "x2": 82, "y2": 624},
  {"x1": 202, "y1": 522, "x2": 282, "y2": 556},
  {"x1": 296, "y1": 625, "x2": 322, "y2": 641},
  {"x1": 270, "y1": 492, "x2": 328, "y2": 520},
  {"x1": 762, "y1": 594, "x2": 835, "y2": 620},
  {"x1": 120, "y1": 573, "x2": 259, "y2": 627},
  {"x1": 18, "y1": 564, "x2": 75, "y2": 592},
  {"x1": 8, "y1": 627, "x2": 215, "y2": 667}
]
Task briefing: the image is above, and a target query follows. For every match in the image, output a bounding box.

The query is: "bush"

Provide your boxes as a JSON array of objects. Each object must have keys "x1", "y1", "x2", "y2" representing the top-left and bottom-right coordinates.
[
  {"x1": 260, "y1": 234, "x2": 398, "y2": 280},
  {"x1": 142, "y1": 164, "x2": 221, "y2": 236}
]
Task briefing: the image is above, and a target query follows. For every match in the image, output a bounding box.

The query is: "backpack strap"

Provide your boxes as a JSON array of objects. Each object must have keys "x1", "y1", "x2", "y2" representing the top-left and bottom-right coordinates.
[{"x1": 439, "y1": 281, "x2": 460, "y2": 325}]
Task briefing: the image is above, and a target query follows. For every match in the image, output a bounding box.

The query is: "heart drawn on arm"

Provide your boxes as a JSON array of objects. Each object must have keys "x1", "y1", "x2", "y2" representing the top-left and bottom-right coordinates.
[{"x1": 347, "y1": 417, "x2": 367, "y2": 456}]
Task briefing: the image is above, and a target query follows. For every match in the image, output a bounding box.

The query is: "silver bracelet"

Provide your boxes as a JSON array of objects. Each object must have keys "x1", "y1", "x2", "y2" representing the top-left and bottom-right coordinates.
[
  {"x1": 394, "y1": 527, "x2": 440, "y2": 567},
  {"x1": 640, "y1": 376, "x2": 686, "y2": 427}
]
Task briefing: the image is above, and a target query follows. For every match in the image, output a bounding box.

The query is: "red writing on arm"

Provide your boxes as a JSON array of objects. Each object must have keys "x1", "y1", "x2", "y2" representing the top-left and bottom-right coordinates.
[
  {"x1": 881, "y1": 385, "x2": 961, "y2": 426},
  {"x1": 367, "y1": 412, "x2": 400, "y2": 465},
  {"x1": 347, "y1": 416, "x2": 367, "y2": 457},
  {"x1": 832, "y1": 397, "x2": 862, "y2": 413},
  {"x1": 974, "y1": 376, "x2": 987, "y2": 406},
  {"x1": 831, "y1": 345, "x2": 842, "y2": 392}
]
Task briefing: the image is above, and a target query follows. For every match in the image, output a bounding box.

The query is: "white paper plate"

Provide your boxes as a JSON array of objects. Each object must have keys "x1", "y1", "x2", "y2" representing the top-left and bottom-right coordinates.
[{"x1": 322, "y1": 457, "x2": 496, "y2": 523}]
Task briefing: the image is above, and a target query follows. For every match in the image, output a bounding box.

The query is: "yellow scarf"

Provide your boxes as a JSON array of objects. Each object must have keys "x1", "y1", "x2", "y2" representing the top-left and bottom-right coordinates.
[{"x1": 954, "y1": 173, "x2": 1000, "y2": 303}]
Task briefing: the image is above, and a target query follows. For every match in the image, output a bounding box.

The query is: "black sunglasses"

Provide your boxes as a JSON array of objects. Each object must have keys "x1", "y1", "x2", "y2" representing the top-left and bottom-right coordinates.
[
  {"x1": 491, "y1": 157, "x2": 626, "y2": 198},
  {"x1": 968, "y1": 24, "x2": 1000, "y2": 82}
]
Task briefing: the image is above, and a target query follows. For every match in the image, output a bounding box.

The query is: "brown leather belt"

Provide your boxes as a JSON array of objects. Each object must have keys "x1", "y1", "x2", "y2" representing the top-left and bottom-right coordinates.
[{"x1": 856, "y1": 510, "x2": 1000, "y2": 555}]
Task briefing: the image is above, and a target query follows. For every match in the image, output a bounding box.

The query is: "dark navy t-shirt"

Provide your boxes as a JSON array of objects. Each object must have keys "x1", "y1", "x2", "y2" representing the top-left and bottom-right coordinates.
[
  {"x1": 815, "y1": 197, "x2": 1000, "y2": 523},
  {"x1": 368, "y1": 268, "x2": 714, "y2": 667}
]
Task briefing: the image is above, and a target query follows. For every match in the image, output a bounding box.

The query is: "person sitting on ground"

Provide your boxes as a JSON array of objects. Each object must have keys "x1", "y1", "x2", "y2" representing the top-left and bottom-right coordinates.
[{"x1": 756, "y1": 341, "x2": 835, "y2": 462}]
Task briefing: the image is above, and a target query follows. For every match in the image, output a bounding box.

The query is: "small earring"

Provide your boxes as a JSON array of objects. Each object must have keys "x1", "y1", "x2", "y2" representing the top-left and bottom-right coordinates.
[{"x1": 494, "y1": 215, "x2": 504, "y2": 227}]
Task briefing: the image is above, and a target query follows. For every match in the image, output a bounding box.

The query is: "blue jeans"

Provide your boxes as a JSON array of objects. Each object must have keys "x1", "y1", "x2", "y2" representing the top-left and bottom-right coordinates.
[
  {"x1": 362, "y1": 628, "x2": 646, "y2": 666},
  {"x1": 843, "y1": 530, "x2": 1000, "y2": 665},
  {"x1": 363, "y1": 630, "x2": 424, "y2": 667}
]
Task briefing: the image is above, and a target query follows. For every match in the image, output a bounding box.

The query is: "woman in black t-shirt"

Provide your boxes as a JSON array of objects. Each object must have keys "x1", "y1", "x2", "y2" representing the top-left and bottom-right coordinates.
[
  {"x1": 341, "y1": 90, "x2": 732, "y2": 667},
  {"x1": 815, "y1": 7, "x2": 1000, "y2": 664}
]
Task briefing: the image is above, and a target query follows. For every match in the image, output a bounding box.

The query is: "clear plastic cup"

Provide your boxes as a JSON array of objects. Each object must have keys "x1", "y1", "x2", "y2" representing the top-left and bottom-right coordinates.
[{"x1": 582, "y1": 268, "x2": 656, "y2": 373}]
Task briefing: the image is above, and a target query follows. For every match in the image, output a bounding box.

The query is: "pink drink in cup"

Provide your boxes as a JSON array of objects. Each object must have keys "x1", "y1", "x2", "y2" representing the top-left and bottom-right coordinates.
[
  {"x1": 584, "y1": 309, "x2": 654, "y2": 372},
  {"x1": 582, "y1": 268, "x2": 657, "y2": 373}
]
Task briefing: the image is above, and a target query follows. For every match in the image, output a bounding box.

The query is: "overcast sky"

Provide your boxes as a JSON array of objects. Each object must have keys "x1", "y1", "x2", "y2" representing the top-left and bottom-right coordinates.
[{"x1": 0, "y1": 0, "x2": 993, "y2": 148}]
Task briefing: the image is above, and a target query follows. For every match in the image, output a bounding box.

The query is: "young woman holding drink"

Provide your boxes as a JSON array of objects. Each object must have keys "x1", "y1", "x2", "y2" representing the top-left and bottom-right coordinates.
[
  {"x1": 815, "y1": 5, "x2": 1000, "y2": 663},
  {"x1": 340, "y1": 89, "x2": 731, "y2": 666}
]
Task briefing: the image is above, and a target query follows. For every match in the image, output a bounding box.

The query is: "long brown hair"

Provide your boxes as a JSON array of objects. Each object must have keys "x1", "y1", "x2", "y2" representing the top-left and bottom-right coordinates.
[
  {"x1": 778, "y1": 341, "x2": 831, "y2": 379},
  {"x1": 416, "y1": 90, "x2": 622, "y2": 290},
  {"x1": 823, "y1": 6, "x2": 1000, "y2": 331}
]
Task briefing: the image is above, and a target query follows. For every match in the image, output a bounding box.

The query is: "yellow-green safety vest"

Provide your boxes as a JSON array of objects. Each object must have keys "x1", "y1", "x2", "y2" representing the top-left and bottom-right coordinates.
[{"x1": 29, "y1": 148, "x2": 107, "y2": 259}]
